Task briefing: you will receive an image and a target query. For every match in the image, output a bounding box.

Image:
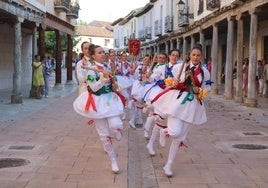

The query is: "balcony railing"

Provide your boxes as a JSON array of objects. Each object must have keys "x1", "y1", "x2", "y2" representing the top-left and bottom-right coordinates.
[
  {"x1": 145, "y1": 26, "x2": 152, "y2": 39},
  {"x1": 178, "y1": 15, "x2": 189, "y2": 27},
  {"x1": 67, "y1": 3, "x2": 79, "y2": 19},
  {"x1": 207, "y1": 0, "x2": 221, "y2": 10},
  {"x1": 130, "y1": 33, "x2": 135, "y2": 39},
  {"x1": 114, "y1": 39, "x2": 119, "y2": 48},
  {"x1": 164, "y1": 15, "x2": 173, "y2": 33},
  {"x1": 154, "y1": 20, "x2": 162, "y2": 36},
  {"x1": 138, "y1": 30, "x2": 145, "y2": 41},
  {"x1": 54, "y1": 0, "x2": 70, "y2": 12},
  {"x1": 124, "y1": 36, "x2": 128, "y2": 46}
]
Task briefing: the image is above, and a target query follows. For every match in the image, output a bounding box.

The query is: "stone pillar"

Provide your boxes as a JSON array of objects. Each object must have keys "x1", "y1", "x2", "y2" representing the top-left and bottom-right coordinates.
[
  {"x1": 170, "y1": 39, "x2": 174, "y2": 50},
  {"x1": 177, "y1": 38, "x2": 181, "y2": 50},
  {"x1": 66, "y1": 34, "x2": 73, "y2": 83},
  {"x1": 224, "y1": 16, "x2": 235, "y2": 100},
  {"x1": 211, "y1": 24, "x2": 219, "y2": 94},
  {"x1": 156, "y1": 45, "x2": 160, "y2": 54},
  {"x1": 38, "y1": 25, "x2": 45, "y2": 58},
  {"x1": 11, "y1": 17, "x2": 24, "y2": 104},
  {"x1": 30, "y1": 27, "x2": 38, "y2": 98},
  {"x1": 235, "y1": 14, "x2": 244, "y2": 103},
  {"x1": 183, "y1": 37, "x2": 187, "y2": 57},
  {"x1": 190, "y1": 35, "x2": 195, "y2": 49},
  {"x1": 199, "y1": 29, "x2": 205, "y2": 64},
  {"x1": 245, "y1": 9, "x2": 258, "y2": 107},
  {"x1": 165, "y1": 41, "x2": 169, "y2": 55},
  {"x1": 32, "y1": 27, "x2": 37, "y2": 58},
  {"x1": 55, "y1": 30, "x2": 62, "y2": 85}
]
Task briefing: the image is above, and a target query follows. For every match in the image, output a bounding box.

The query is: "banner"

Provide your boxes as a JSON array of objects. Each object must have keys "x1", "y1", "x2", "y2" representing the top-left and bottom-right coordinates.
[{"x1": 128, "y1": 39, "x2": 140, "y2": 56}]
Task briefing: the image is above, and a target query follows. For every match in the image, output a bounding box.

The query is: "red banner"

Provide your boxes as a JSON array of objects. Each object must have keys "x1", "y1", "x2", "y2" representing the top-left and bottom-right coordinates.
[{"x1": 128, "y1": 39, "x2": 140, "y2": 56}]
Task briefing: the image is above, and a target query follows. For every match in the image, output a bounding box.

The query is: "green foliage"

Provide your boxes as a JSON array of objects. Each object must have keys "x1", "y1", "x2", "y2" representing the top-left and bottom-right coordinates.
[
  {"x1": 45, "y1": 31, "x2": 56, "y2": 55},
  {"x1": 44, "y1": 30, "x2": 81, "y2": 56}
]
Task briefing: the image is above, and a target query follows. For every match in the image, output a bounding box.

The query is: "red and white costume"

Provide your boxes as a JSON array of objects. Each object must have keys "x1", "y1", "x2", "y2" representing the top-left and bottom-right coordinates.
[
  {"x1": 151, "y1": 61, "x2": 211, "y2": 176},
  {"x1": 73, "y1": 61, "x2": 126, "y2": 173},
  {"x1": 75, "y1": 56, "x2": 92, "y2": 96}
]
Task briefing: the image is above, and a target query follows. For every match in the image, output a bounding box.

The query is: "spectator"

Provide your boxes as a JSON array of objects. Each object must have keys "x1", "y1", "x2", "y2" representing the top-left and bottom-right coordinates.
[
  {"x1": 43, "y1": 56, "x2": 53, "y2": 98},
  {"x1": 32, "y1": 55, "x2": 45, "y2": 99},
  {"x1": 263, "y1": 59, "x2": 268, "y2": 98}
]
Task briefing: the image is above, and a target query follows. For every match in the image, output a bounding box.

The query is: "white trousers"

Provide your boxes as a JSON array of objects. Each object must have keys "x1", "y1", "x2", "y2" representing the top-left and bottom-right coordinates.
[
  {"x1": 165, "y1": 117, "x2": 190, "y2": 140},
  {"x1": 94, "y1": 116, "x2": 123, "y2": 141}
]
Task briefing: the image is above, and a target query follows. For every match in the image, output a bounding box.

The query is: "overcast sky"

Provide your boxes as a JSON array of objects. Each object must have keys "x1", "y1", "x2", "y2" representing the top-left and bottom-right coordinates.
[{"x1": 78, "y1": 0, "x2": 149, "y2": 23}]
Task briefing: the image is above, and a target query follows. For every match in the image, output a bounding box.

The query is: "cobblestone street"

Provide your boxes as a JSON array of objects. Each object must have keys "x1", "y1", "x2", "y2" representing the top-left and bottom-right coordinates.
[{"x1": 0, "y1": 78, "x2": 268, "y2": 187}]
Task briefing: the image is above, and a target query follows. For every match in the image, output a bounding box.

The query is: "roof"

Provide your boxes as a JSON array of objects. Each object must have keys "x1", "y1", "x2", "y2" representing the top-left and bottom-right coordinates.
[
  {"x1": 88, "y1": 20, "x2": 113, "y2": 31},
  {"x1": 76, "y1": 20, "x2": 113, "y2": 38}
]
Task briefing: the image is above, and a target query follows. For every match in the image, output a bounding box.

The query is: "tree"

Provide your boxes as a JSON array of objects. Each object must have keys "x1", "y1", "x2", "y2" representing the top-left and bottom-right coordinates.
[{"x1": 44, "y1": 30, "x2": 80, "y2": 56}]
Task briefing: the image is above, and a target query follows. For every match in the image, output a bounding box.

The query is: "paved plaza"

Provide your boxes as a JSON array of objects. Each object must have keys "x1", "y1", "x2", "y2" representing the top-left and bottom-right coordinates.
[{"x1": 0, "y1": 72, "x2": 268, "y2": 188}]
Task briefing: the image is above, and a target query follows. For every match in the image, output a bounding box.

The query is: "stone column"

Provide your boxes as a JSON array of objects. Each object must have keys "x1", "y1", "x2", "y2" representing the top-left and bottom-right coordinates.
[
  {"x1": 224, "y1": 16, "x2": 235, "y2": 99},
  {"x1": 183, "y1": 37, "x2": 187, "y2": 57},
  {"x1": 11, "y1": 17, "x2": 24, "y2": 104},
  {"x1": 30, "y1": 26, "x2": 38, "y2": 98},
  {"x1": 38, "y1": 25, "x2": 45, "y2": 58},
  {"x1": 190, "y1": 35, "x2": 195, "y2": 49},
  {"x1": 245, "y1": 9, "x2": 258, "y2": 107},
  {"x1": 165, "y1": 41, "x2": 169, "y2": 55},
  {"x1": 32, "y1": 27, "x2": 37, "y2": 58},
  {"x1": 211, "y1": 24, "x2": 219, "y2": 94},
  {"x1": 66, "y1": 34, "x2": 73, "y2": 83},
  {"x1": 55, "y1": 30, "x2": 62, "y2": 85},
  {"x1": 199, "y1": 29, "x2": 205, "y2": 64},
  {"x1": 235, "y1": 13, "x2": 244, "y2": 103},
  {"x1": 177, "y1": 38, "x2": 181, "y2": 50},
  {"x1": 170, "y1": 39, "x2": 174, "y2": 50},
  {"x1": 156, "y1": 45, "x2": 160, "y2": 54}
]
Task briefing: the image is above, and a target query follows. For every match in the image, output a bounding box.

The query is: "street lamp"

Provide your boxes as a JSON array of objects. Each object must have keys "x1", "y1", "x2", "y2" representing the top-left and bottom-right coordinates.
[{"x1": 177, "y1": 0, "x2": 194, "y2": 19}]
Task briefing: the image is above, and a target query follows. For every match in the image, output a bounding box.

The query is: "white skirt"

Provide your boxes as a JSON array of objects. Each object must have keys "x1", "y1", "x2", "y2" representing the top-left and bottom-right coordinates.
[
  {"x1": 152, "y1": 89, "x2": 207, "y2": 125},
  {"x1": 73, "y1": 91, "x2": 124, "y2": 119},
  {"x1": 131, "y1": 80, "x2": 152, "y2": 100},
  {"x1": 116, "y1": 75, "x2": 134, "y2": 89}
]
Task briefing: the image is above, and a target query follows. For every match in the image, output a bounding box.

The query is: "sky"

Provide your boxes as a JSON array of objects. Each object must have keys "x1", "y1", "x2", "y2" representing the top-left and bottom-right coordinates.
[{"x1": 78, "y1": 0, "x2": 149, "y2": 23}]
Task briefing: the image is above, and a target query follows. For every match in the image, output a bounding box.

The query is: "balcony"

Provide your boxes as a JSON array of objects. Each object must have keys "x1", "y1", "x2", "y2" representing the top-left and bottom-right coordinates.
[
  {"x1": 114, "y1": 39, "x2": 119, "y2": 48},
  {"x1": 124, "y1": 36, "x2": 128, "y2": 46},
  {"x1": 207, "y1": 0, "x2": 221, "y2": 11},
  {"x1": 67, "y1": 3, "x2": 79, "y2": 19},
  {"x1": 231, "y1": 0, "x2": 246, "y2": 6},
  {"x1": 54, "y1": 0, "x2": 70, "y2": 12},
  {"x1": 154, "y1": 20, "x2": 162, "y2": 36},
  {"x1": 178, "y1": 15, "x2": 189, "y2": 27},
  {"x1": 138, "y1": 30, "x2": 145, "y2": 41},
  {"x1": 145, "y1": 26, "x2": 152, "y2": 39},
  {"x1": 129, "y1": 33, "x2": 135, "y2": 39},
  {"x1": 164, "y1": 15, "x2": 173, "y2": 33}
]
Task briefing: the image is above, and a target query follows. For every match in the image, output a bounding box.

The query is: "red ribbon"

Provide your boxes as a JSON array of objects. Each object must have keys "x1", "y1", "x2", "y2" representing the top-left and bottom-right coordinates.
[
  {"x1": 151, "y1": 89, "x2": 171, "y2": 104},
  {"x1": 85, "y1": 92, "x2": 97, "y2": 112},
  {"x1": 115, "y1": 91, "x2": 126, "y2": 107},
  {"x1": 87, "y1": 119, "x2": 94, "y2": 126},
  {"x1": 179, "y1": 141, "x2": 188, "y2": 148},
  {"x1": 155, "y1": 123, "x2": 167, "y2": 129}
]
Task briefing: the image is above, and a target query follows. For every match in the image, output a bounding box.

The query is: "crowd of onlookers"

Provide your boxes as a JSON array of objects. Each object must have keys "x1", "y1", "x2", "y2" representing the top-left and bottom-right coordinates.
[{"x1": 232, "y1": 58, "x2": 268, "y2": 98}]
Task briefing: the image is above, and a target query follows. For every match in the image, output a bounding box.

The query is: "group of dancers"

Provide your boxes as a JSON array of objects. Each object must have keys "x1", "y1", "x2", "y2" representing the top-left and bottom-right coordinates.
[{"x1": 73, "y1": 41, "x2": 211, "y2": 177}]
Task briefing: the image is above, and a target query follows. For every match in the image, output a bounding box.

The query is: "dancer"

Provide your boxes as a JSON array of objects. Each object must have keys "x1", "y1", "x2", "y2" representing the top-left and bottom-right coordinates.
[
  {"x1": 142, "y1": 52, "x2": 168, "y2": 139},
  {"x1": 129, "y1": 54, "x2": 151, "y2": 129},
  {"x1": 73, "y1": 44, "x2": 126, "y2": 173},
  {"x1": 115, "y1": 52, "x2": 136, "y2": 120},
  {"x1": 151, "y1": 45, "x2": 211, "y2": 177},
  {"x1": 75, "y1": 41, "x2": 94, "y2": 96}
]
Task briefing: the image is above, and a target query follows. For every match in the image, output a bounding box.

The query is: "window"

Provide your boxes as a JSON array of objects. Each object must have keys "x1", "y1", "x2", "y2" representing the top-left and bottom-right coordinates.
[{"x1": 104, "y1": 39, "x2": 110, "y2": 46}]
